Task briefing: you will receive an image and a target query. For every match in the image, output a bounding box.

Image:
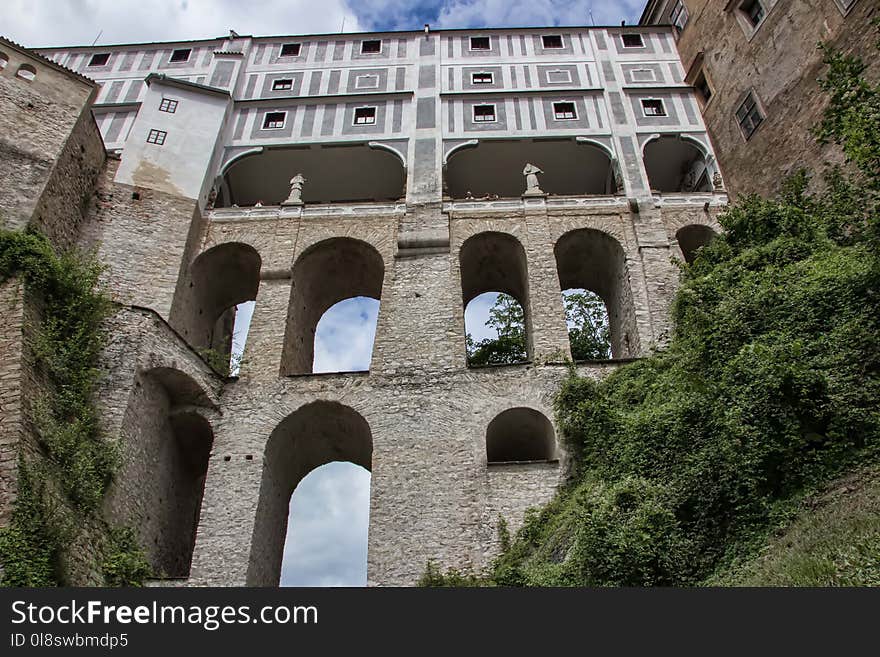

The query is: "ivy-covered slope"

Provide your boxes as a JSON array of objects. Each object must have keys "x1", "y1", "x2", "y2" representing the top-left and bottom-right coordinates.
[{"x1": 425, "y1": 42, "x2": 880, "y2": 587}]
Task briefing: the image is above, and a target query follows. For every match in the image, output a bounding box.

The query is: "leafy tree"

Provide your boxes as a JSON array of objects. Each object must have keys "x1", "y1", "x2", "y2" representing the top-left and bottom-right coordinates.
[
  {"x1": 466, "y1": 293, "x2": 528, "y2": 366},
  {"x1": 564, "y1": 290, "x2": 611, "y2": 360}
]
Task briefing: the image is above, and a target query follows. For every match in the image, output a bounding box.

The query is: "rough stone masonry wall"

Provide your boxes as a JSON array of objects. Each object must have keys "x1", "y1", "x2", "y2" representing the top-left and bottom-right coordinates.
[
  {"x1": 0, "y1": 48, "x2": 103, "y2": 248},
  {"x1": 675, "y1": 0, "x2": 879, "y2": 199},
  {"x1": 0, "y1": 280, "x2": 26, "y2": 527}
]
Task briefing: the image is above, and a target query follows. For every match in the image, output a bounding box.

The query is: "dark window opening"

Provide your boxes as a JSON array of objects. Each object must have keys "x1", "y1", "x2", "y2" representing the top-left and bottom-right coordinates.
[
  {"x1": 621, "y1": 33, "x2": 644, "y2": 48},
  {"x1": 354, "y1": 107, "x2": 377, "y2": 125},
  {"x1": 736, "y1": 92, "x2": 764, "y2": 139},
  {"x1": 159, "y1": 98, "x2": 178, "y2": 113},
  {"x1": 473, "y1": 104, "x2": 496, "y2": 122},
  {"x1": 88, "y1": 52, "x2": 110, "y2": 67},
  {"x1": 272, "y1": 78, "x2": 293, "y2": 91},
  {"x1": 642, "y1": 99, "x2": 666, "y2": 116},
  {"x1": 361, "y1": 40, "x2": 382, "y2": 54},
  {"x1": 740, "y1": 0, "x2": 765, "y2": 26},
  {"x1": 542, "y1": 34, "x2": 564, "y2": 49},
  {"x1": 694, "y1": 70, "x2": 712, "y2": 105},
  {"x1": 470, "y1": 36, "x2": 491, "y2": 51},
  {"x1": 472, "y1": 72, "x2": 493, "y2": 84},
  {"x1": 553, "y1": 101, "x2": 577, "y2": 120},
  {"x1": 263, "y1": 111, "x2": 286, "y2": 129},
  {"x1": 280, "y1": 43, "x2": 301, "y2": 57},
  {"x1": 170, "y1": 48, "x2": 191, "y2": 63}
]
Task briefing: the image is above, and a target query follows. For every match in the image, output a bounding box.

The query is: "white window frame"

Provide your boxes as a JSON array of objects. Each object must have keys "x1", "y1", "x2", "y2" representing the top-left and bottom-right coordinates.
[
  {"x1": 355, "y1": 74, "x2": 380, "y2": 90},
  {"x1": 621, "y1": 33, "x2": 645, "y2": 49},
  {"x1": 469, "y1": 36, "x2": 491, "y2": 51},
  {"x1": 630, "y1": 68, "x2": 657, "y2": 83},
  {"x1": 353, "y1": 106, "x2": 377, "y2": 125},
  {"x1": 671, "y1": 0, "x2": 689, "y2": 33},
  {"x1": 542, "y1": 34, "x2": 564, "y2": 49},
  {"x1": 169, "y1": 48, "x2": 191, "y2": 63},
  {"x1": 280, "y1": 43, "x2": 302, "y2": 57},
  {"x1": 552, "y1": 101, "x2": 578, "y2": 121},
  {"x1": 832, "y1": 0, "x2": 859, "y2": 15},
  {"x1": 472, "y1": 103, "x2": 497, "y2": 123},
  {"x1": 546, "y1": 69, "x2": 573, "y2": 84},
  {"x1": 730, "y1": 0, "x2": 778, "y2": 39},
  {"x1": 360, "y1": 40, "x2": 382, "y2": 55},
  {"x1": 471, "y1": 71, "x2": 494, "y2": 85},
  {"x1": 272, "y1": 78, "x2": 294, "y2": 91},
  {"x1": 641, "y1": 98, "x2": 667, "y2": 117},
  {"x1": 88, "y1": 52, "x2": 111, "y2": 67},
  {"x1": 262, "y1": 111, "x2": 287, "y2": 130}
]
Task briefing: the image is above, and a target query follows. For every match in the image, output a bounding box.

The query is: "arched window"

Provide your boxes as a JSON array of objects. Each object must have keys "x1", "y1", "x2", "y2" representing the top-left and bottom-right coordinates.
[
  {"x1": 248, "y1": 401, "x2": 372, "y2": 586},
  {"x1": 459, "y1": 232, "x2": 532, "y2": 366},
  {"x1": 676, "y1": 224, "x2": 717, "y2": 264},
  {"x1": 555, "y1": 228, "x2": 638, "y2": 359},
  {"x1": 15, "y1": 63, "x2": 36, "y2": 81},
  {"x1": 175, "y1": 242, "x2": 261, "y2": 375},
  {"x1": 486, "y1": 407, "x2": 556, "y2": 463},
  {"x1": 282, "y1": 238, "x2": 384, "y2": 375},
  {"x1": 0, "y1": 52, "x2": 9, "y2": 71}
]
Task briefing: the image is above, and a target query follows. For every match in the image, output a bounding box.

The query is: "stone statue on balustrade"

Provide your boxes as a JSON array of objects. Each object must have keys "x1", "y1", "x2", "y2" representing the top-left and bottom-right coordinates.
[
  {"x1": 282, "y1": 173, "x2": 307, "y2": 206},
  {"x1": 522, "y1": 163, "x2": 545, "y2": 197}
]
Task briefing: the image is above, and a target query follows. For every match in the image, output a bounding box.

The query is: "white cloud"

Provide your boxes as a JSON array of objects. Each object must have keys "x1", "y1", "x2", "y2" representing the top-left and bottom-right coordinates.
[
  {"x1": 313, "y1": 297, "x2": 379, "y2": 374},
  {"x1": 435, "y1": 0, "x2": 644, "y2": 29},
  {"x1": 3, "y1": 0, "x2": 363, "y2": 48},
  {"x1": 465, "y1": 291, "x2": 501, "y2": 342},
  {"x1": 281, "y1": 462, "x2": 371, "y2": 587}
]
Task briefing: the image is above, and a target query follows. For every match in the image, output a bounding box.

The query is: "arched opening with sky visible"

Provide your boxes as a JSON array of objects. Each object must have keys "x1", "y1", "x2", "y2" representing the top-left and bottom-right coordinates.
[
  {"x1": 247, "y1": 401, "x2": 372, "y2": 587},
  {"x1": 282, "y1": 238, "x2": 384, "y2": 375},
  {"x1": 676, "y1": 224, "x2": 718, "y2": 264},
  {"x1": 643, "y1": 135, "x2": 713, "y2": 194},
  {"x1": 218, "y1": 143, "x2": 405, "y2": 207},
  {"x1": 554, "y1": 228, "x2": 638, "y2": 359},
  {"x1": 445, "y1": 137, "x2": 617, "y2": 199},
  {"x1": 459, "y1": 232, "x2": 532, "y2": 366}
]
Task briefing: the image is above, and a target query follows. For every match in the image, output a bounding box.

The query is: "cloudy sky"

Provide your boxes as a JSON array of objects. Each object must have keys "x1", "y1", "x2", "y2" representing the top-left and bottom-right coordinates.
[
  {"x1": 3, "y1": 0, "x2": 643, "y2": 48},
  {"x1": 5, "y1": 0, "x2": 642, "y2": 587}
]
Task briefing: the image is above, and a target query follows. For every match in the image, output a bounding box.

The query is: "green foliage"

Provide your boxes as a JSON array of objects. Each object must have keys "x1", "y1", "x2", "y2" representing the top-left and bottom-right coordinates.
[
  {"x1": 197, "y1": 346, "x2": 242, "y2": 377},
  {"x1": 103, "y1": 527, "x2": 152, "y2": 587},
  {"x1": 418, "y1": 560, "x2": 488, "y2": 587},
  {"x1": 0, "y1": 462, "x2": 65, "y2": 587},
  {"x1": 466, "y1": 293, "x2": 528, "y2": 366},
  {"x1": 473, "y1": 43, "x2": 880, "y2": 587},
  {"x1": 564, "y1": 290, "x2": 611, "y2": 360},
  {"x1": 0, "y1": 228, "x2": 129, "y2": 585}
]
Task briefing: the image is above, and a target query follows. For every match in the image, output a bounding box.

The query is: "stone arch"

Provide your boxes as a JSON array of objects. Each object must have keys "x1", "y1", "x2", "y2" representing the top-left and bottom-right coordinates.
[
  {"x1": 676, "y1": 224, "x2": 718, "y2": 264},
  {"x1": 177, "y1": 242, "x2": 261, "y2": 361},
  {"x1": 486, "y1": 407, "x2": 556, "y2": 463},
  {"x1": 247, "y1": 401, "x2": 373, "y2": 586},
  {"x1": 459, "y1": 231, "x2": 532, "y2": 362},
  {"x1": 643, "y1": 134, "x2": 713, "y2": 193},
  {"x1": 15, "y1": 63, "x2": 36, "y2": 81},
  {"x1": 554, "y1": 228, "x2": 638, "y2": 358},
  {"x1": 281, "y1": 237, "x2": 385, "y2": 375},
  {"x1": 109, "y1": 366, "x2": 215, "y2": 579}
]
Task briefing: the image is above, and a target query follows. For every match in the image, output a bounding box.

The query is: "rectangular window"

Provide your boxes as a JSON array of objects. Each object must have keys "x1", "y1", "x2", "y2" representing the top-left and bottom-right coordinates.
[
  {"x1": 631, "y1": 68, "x2": 657, "y2": 83},
  {"x1": 740, "y1": 0, "x2": 765, "y2": 27},
  {"x1": 280, "y1": 43, "x2": 301, "y2": 57},
  {"x1": 146, "y1": 129, "x2": 167, "y2": 145},
  {"x1": 158, "y1": 98, "x2": 178, "y2": 113},
  {"x1": 671, "y1": 0, "x2": 689, "y2": 33},
  {"x1": 472, "y1": 104, "x2": 496, "y2": 122},
  {"x1": 471, "y1": 71, "x2": 494, "y2": 84},
  {"x1": 542, "y1": 35, "x2": 564, "y2": 49},
  {"x1": 262, "y1": 111, "x2": 287, "y2": 129},
  {"x1": 361, "y1": 40, "x2": 382, "y2": 54},
  {"x1": 88, "y1": 53, "x2": 110, "y2": 67},
  {"x1": 169, "y1": 48, "x2": 191, "y2": 63},
  {"x1": 470, "y1": 36, "x2": 491, "y2": 51},
  {"x1": 353, "y1": 106, "x2": 377, "y2": 125},
  {"x1": 641, "y1": 98, "x2": 667, "y2": 116},
  {"x1": 272, "y1": 78, "x2": 293, "y2": 91},
  {"x1": 546, "y1": 69, "x2": 573, "y2": 84},
  {"x1": 553, "y1": 101, "x2": 577, "y2": 120},
  {"x1": 694, "y1": 70, "x2": 712, "y2": 105},
  {"x1": 355, "y1": 74, "x2": 380, "y2": 89},
  {"x1": 621, "y1": 33, "x2": 644, "y2": 48},
  {"x1": 736, "y1": 91, "x2": 764, "y2": 139}
]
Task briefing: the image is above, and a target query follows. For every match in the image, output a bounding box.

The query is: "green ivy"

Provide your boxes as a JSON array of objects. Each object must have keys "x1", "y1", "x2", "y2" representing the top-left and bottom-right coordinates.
[
  {"x1": 0, "y1": 228, "x2": 149, "y2": 586},
  {"x1": 102, "y1": 527, "x2": 152, "y2": 587}
]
